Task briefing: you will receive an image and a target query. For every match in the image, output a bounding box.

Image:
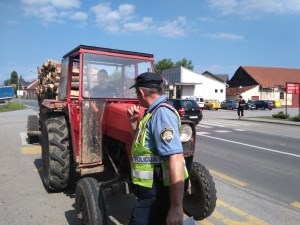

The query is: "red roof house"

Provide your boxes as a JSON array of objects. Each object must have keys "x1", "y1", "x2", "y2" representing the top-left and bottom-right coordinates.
[{"x1": 227, "y1": 66, "x2": 300, "y2": 106}]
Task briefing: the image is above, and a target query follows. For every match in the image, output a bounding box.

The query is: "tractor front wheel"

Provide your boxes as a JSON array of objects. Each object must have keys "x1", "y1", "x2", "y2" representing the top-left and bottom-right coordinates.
[
  {"x1": 183, "y1": 162, "x2": 217, "y2": 220},
  {"x1": 76, "y1": 177, "x2": 107, "y2": 225},
  {"x1": 41, "y1": 114, "x2": 70, "y2": 192}
]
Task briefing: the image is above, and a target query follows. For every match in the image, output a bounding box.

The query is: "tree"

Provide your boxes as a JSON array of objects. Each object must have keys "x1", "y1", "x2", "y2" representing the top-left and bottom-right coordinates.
[
  {"x1": 155, "y1": 59, "x2": 174, "y2": 75},
  {"x1": 4, "y1": 79, "x2": 10, "y2": 86},
  {"x1": 155, "y1": 58, "x2": 194, "y2": 75},
  {"x1": 10, "y1": 71, "x2": 18, "y2": 85},
  {"x1": 4, "y1": 71, "x2": 25, "y2": 91},
  {"x1": 175, "y1": 58, "x2": 194, "y2": 71}
]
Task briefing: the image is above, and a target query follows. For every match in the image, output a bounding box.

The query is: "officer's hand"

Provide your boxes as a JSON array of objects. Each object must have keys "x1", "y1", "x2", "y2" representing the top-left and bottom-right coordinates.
[
  {"x1": 127, "y1": 105, "x2": 140, "y2": 123},
  {"x1": 127, "y1": 105, "x2": 140, "y2": 136},
  {"x1": 166, "y1": 205, "x2": 183, "y2": 225}
]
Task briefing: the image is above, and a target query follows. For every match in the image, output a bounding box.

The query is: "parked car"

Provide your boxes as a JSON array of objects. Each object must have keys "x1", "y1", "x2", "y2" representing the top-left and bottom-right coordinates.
[
  {"x1": 245, "y1": 102, "x2": 256, "y2": 110},
  {"x1": 186, "y1": 96, "x2": 204, "y2": 109},
  {"x1": 253, "y1": 100, "x2": 275, "y2": 110},
  {"x1": 247, "y1": 100, "x2": 256, "y2": 104},
  {"x1": 220, "y1": 100, "x2": 238, "y2": 110},
  {"x1": 166, "y1": 99, "x2": 203, "y2": 124},
  {"x1": 204, "y1": 99, "x2": 221, "y2": 110}
]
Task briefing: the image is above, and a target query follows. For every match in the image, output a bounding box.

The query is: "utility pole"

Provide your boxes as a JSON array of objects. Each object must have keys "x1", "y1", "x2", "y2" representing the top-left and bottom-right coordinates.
[{"x1": 18, "y1": 74, "x2": 21, "y2": 108}]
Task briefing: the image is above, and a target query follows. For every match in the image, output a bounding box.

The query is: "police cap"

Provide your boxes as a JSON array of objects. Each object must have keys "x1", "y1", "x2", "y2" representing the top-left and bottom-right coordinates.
[{"x1": 129, "y1": 72, "x2": 163, "y2": 89}]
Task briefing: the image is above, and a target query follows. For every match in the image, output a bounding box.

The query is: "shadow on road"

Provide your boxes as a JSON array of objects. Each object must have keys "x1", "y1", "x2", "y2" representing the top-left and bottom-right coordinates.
[{"x1": 33, "y1": 158, "x2": 135, "y2": 225}]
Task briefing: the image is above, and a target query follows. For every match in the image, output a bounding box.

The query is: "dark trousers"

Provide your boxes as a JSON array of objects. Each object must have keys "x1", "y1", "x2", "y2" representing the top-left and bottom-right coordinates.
[
  {"x1": 129, "y1": 184, "x2": 170, "y2": 225},
  {"x1": 237, "y1": 107, "x2": 244, "y2": 117}
]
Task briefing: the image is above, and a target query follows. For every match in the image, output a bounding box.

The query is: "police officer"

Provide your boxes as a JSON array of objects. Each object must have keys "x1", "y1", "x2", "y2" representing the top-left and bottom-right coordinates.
[{"x1": 127, "y1": 72, "x2": 188, "y2": 225}]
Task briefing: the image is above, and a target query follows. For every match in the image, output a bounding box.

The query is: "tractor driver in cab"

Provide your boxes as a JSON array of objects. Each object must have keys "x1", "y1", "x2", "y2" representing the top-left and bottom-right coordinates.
[
  {"x1": 90, "y1": 69, "x2": 118, "y2": 113},
  {"x1": 127, "y1": 72, "x2": 188, "y2": 225},
  {"x1": 91, "y1": 69, "x2": 114, "y2": 97}
]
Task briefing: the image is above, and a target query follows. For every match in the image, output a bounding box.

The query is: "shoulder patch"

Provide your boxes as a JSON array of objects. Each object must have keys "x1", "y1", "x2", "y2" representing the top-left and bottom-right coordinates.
[{"x1": 160, "y1": 128, "x2": 174, "y2": 143}]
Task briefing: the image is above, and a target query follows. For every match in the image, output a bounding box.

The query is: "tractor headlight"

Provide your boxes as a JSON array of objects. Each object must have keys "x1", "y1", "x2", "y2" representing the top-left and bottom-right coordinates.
[{"x1": 180, "y1": 124, "x2": 193, "y2": 142}]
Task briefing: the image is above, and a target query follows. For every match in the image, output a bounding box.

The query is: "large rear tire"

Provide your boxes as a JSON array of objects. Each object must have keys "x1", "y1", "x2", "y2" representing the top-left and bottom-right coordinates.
[
  {"x1": 183, "y1": 162, "x2": 217, "y2": 220},
  {"x1": 27, "y1": 115, "x2": 39, "y2": 144},
  {"x1": 41, "y1": 114, "x2": 70, "y2": 192},
  {"x1": 76, "y1": 177, "x2": 107, "y2": 225}
]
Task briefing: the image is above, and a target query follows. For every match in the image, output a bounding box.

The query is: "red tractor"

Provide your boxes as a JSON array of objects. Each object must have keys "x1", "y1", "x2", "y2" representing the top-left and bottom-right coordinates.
[{"x1": 27, "y1": 45, "x2": 216, "y2": 224}]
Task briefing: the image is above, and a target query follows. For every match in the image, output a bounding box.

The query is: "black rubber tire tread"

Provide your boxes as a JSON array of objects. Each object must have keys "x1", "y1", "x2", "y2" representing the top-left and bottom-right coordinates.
[
  {"x1": 41, "y1": 114, "x2": 70, "y2": 192},
  {"x1": 183, "y1": 161, "x2": 217, "y2": 220},
  {"x1": 76, "y1": 177, "x2": 107, "y2": 225},
  {"x1": 27, "y1": 115, "x2": 39, "y2": 144}
]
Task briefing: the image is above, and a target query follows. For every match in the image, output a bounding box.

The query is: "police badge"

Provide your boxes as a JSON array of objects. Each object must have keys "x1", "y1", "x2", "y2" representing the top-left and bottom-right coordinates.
[{"x1": 160, "y1": 128, "x2": 174, "y2": 143}]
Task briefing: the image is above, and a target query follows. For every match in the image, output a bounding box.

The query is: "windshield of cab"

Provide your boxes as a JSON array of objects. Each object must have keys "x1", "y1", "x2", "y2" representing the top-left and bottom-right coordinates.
[{"x1": 82, "y1": 53, "x2": 153, "y2": 98}]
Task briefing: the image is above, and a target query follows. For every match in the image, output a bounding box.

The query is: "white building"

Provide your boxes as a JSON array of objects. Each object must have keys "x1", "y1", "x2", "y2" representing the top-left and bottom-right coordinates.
[{"x1": 162, "y1": 66, "x2": 227, "y2": 102}]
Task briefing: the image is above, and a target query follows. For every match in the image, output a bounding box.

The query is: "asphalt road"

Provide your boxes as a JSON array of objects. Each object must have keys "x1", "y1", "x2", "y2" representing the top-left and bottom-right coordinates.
[
  {"x1": 194, "y1": 109, "x2": 300, "y2": 224},
  {"x1": 0, "y1": 109, "x2": 76, "y2": 225},
  {"x1": 1, "y1": 103, "x2": 300, "y2": 225},
  {"x1": 196, "y1": 119, "x2": 300, "y2": 202}
]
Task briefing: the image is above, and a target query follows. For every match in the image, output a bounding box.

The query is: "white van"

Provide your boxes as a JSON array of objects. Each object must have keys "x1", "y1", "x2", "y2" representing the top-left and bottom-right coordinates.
[{"x1": 186, "y1": 96, "x2": 204, "y2": 109}]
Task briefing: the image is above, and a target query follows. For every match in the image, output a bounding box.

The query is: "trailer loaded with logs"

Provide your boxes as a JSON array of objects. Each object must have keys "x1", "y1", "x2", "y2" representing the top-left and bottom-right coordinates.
[{"x1": 27, "y1": 45, "x2": 217, "y2": 225}]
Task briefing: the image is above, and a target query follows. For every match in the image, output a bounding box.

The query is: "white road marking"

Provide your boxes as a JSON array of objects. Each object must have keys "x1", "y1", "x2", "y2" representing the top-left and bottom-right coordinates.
[
  {"x1": 198, "y1": 124, "x2": 213, "y2": 128},
  {"x1": 200, "y1": 123, "x2": 225, "y2": 127},
  {"x1": 20, "y1": 132, "x2": 29, "y2": 146},
  {"x1": 234, "y1": 129, "x2": 246, "y2": 131},
  {"x1": 196, "y1": 132, "x2": 210, "y2": 135},
  {"x1": 202, "y1": 120, "x2": 252, "y2": 126},
  {"x1": 197, "y1": 134, "x2": 300, "y2": 158},
  {"x1": 215, "y1": 130, "x2": 231, "y2": 133}
]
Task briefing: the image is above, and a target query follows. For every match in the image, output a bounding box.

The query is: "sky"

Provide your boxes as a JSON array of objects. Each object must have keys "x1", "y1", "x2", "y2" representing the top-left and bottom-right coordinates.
[{"x1": 1, "y1": 0, "x2": 300, "y2": 84}]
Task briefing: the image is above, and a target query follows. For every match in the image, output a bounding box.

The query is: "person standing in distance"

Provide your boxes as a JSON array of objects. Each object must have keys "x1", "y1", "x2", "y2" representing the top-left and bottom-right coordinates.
[
  {"x1": 237, "y1": 95, "x2": 246, "y2": 119},
  {"x1": 127, "y1": 72, "x2": 188, "y2": 225}
]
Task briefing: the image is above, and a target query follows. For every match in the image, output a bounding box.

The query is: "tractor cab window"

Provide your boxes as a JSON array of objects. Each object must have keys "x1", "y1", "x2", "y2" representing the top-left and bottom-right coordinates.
[
  {"x1": 82, "y1": 53, "x2": 153, "y2": 98},
  {"x1": 58, "y1": 58, "x2": 69, "y2": 100}
]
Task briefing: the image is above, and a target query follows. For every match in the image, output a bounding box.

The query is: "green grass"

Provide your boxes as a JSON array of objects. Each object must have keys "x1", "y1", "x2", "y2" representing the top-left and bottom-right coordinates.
[
  {"x1": 250, "y1": 115, "x2": 300, "y2": 122},
  {"x1": 252, "y1": 116, "x2": 286, "y2": 120},
  {"x1": 0, "y1": 101, "x2": 26, "y2": 112}
]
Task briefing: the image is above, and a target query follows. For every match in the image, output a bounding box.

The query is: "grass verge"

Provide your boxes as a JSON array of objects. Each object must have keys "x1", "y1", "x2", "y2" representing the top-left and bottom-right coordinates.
[
  {"x1": 251, "y1": 115, "x2": 300, "y2": 122},
  {"x1": 0, "y1": 101, "x2": 26, "y2": 112}
]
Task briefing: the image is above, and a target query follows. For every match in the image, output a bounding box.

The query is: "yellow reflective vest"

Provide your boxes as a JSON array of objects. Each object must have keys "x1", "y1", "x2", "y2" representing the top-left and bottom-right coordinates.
[{"x1": 131, "y1": 103, "x2": 188, "y2": 188}]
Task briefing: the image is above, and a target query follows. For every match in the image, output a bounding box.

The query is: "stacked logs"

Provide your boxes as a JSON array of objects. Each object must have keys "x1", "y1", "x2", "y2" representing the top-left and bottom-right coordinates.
[
  {"x1": 35, "y1": 59, "x2": 62, "y2": 105},
  {"x1": 35, "y1": 59, "x2": 80, "y2": 105}
]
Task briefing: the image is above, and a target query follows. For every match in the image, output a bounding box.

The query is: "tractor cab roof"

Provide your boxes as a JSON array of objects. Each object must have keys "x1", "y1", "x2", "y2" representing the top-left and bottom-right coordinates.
[{"x1": 63, "y1": 45, "x2": 154, "y2": 59}]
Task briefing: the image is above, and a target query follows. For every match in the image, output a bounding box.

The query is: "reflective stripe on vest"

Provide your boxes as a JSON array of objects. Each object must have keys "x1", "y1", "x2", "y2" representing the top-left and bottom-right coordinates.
[
  {"x1": 131, "y1": 102, "x2": 189, "y2": 188},
  {"x1": 132, "y1": 155, "x2": 168, "y2": 164}
]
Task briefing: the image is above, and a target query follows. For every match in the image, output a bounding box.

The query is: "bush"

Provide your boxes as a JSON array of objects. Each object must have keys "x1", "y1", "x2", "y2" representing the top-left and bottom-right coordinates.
[
  {"x1": 0, "y1": 101, "x2": 26, "y2": 112},
  {"x1": 272, "y1": 111, "x2": 289, "y2": 119},
  {"x1": 291, "y1": 114, "x2": 300, "y2": 122}
]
